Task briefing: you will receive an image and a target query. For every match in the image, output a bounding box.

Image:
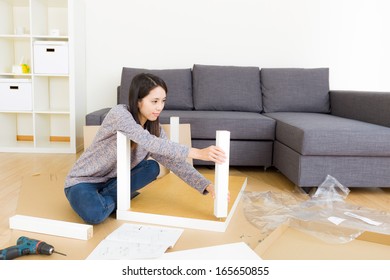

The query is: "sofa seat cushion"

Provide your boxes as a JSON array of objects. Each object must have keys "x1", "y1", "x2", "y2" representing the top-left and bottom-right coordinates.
[
  {"x1": 160, "y1": 110, "x2": 275, "y2": 140},
  {"x1": 261, "y1": 68, "x2": 330, "y2": 113},
  {"x1": 265, "y1": 112, "x2": 390, "y2": 156},
  {"x1": 192, "y1": 64, "x2": 262, "y2": 112},
  {"x1": 119, "y1": 67, "x2": 193, "y2": 110}
]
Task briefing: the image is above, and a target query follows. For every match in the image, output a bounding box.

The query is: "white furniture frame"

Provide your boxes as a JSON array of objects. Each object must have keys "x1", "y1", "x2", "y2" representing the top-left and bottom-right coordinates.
[{"x1": 116, "y1": 120, "x2": 246, "y2": 232}]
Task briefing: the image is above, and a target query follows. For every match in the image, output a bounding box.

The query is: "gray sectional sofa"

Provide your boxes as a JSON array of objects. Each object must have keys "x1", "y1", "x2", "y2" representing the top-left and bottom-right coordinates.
[{"x1": 86, "y1": 65, "x2": 390, "y2": 189}]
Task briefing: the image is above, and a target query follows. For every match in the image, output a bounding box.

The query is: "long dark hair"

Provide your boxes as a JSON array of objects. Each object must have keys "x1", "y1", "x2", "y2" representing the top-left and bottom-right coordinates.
[{"x1": 128, "y1": 73, "x2": 168, "y2": 139}]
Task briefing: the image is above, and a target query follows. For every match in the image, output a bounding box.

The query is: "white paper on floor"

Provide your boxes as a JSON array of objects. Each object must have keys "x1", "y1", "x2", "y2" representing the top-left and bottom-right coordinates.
[{"x1": 86, "y1": 223, "x2": 183, "y2": 260}]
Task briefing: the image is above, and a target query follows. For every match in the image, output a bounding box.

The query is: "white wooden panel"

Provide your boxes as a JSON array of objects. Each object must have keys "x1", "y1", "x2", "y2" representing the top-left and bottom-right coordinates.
[
  {"x1": 169, "y1": 116, "x2": 179, "y2": 143},
  {"x1": 214, "y1": 130, "x2": 230, "y2": 218},
  {"x1": 9, "y1": 214, "x2": 93, "y2": 240},
  {"x1": 117, "y1": 131, "x2": 131, "y2": 211}
]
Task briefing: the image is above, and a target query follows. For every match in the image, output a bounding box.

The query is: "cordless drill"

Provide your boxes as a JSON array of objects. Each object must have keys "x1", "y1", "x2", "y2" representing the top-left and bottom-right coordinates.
[{"x1": 0, "y1": 236, "x2": 66, "y2": 260}]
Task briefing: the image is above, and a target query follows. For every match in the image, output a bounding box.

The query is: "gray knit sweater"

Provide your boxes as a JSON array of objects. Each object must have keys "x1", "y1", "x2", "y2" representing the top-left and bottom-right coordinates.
[{"x1": 64, "y1": 104, "x2": 211, "y2": 194}]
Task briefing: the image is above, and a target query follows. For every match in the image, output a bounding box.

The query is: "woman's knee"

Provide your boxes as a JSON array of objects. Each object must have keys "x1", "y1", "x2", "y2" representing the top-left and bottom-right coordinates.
[
  {"x1": 64, "y1": 184, "x2": 114, "y2": 225},
  {"x1": 80, "y1": 212, "x2": 109, "y2": 225},
  {"x1": 130, "y1": 160, "x2": 160, "y2": 192},
  {"x1": 148, "y1": 160, "x2": 160, "y2": 178},
  {"x1": 72, "y1": 202, "x2": 114, "y2": 225}
]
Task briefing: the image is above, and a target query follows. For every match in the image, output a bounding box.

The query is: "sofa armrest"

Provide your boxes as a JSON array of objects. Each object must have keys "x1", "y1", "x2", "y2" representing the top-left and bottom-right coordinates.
[
  {"x1": 117, "y1": 86, "x2": 120, "y2": 103},
  {"x1": 85, "y1": 108, "x2": 111, "y2": 125},
  {"x1": 330, "y1": 90, "x2": 390, "y2": 128}
]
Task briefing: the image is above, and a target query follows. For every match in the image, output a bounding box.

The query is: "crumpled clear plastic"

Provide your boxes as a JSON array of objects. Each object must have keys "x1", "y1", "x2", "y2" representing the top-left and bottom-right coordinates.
[{"x1": 243, "y1": 175, "x2": 390, "y2": 244}]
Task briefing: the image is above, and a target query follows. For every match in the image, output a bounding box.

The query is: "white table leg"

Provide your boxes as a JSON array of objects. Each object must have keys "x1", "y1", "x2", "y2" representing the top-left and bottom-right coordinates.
[
  {"x1": 117, "y1": 131, "x2": 131, "y2": 211},
  {"x1": 214, "y1": 130, "x2": 230, "y2": 218}
]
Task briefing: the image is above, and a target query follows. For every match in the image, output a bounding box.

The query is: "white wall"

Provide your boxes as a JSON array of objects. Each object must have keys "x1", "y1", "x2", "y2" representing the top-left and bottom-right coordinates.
[{"x1": 85, "y1": 0, "x2": 390, "y2": 113}]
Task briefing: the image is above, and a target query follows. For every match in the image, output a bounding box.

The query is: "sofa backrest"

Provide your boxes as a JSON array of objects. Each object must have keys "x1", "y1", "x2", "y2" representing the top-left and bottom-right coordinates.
[
  {"x1": 261, "y1": 68, "x2": 330, "y2": 113},
  {"x1": 192, "y1": 64, "x2": 262, "y2": 113},
  {"x1": 119, "y1": 67, "x2": 193, "y2": 110},
  {"x1": 119, "y1": 66, "x2": 330, "y2": 114}
]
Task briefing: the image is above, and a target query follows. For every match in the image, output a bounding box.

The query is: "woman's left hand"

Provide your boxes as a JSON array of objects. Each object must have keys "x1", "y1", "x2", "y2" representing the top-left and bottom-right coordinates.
[{"x1": 205, "y1": 184, "x2": 230, "y2": 202}]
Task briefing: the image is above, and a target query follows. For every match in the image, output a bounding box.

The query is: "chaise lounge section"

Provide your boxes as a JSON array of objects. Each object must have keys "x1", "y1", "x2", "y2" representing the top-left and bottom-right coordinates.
[{"x1": 260, "y1": 68, "x2": 390, "y2": 188}]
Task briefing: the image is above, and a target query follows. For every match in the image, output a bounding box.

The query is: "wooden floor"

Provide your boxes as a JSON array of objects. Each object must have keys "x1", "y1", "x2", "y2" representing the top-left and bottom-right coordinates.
[{"x1": 1, "y1": 152, "x2": 390, "y2": 249}]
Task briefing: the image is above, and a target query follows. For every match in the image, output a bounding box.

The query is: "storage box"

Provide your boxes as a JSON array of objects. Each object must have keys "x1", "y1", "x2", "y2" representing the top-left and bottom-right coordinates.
[
  {"x1": 33, "y1": 41, "x2": 69, "y2": 74},
  {"x1": 0, "y1": 79, "x2": 32, "y2": 111}
]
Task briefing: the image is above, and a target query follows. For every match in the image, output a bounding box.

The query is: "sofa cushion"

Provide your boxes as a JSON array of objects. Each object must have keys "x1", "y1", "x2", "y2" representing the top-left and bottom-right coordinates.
[
  {"x1": 265, "y1": 112, "x2": 390, "y2": 156},
  {"x1": 160, "y1": 110, "x2": 275, "y2": 140},
  {"x1": 119, "y1": 67, "x2": 193, "y2": 110},
  {"x1": 192, "y1": 64, "x2": 262, "y2": 112},
  {"x1": 261, "y1": 68, "x2": 330, "y2": 113}
]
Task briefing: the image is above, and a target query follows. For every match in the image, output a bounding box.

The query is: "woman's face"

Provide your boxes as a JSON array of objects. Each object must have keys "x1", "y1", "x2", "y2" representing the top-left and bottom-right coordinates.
[{"x1": 137, "y1": 86, "x2": 167, "y2": 126}]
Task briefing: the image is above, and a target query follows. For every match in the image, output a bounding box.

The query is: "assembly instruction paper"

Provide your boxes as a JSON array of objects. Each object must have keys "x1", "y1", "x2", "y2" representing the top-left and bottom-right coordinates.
[{"x1": 86, "y1": 223, "x2": 183, "y2": 259}]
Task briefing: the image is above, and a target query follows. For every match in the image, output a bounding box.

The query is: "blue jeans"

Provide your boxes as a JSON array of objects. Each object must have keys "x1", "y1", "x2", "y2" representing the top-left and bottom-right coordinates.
[{"x1": 64, "y1": 159, "x2": 160, "y2": 224}]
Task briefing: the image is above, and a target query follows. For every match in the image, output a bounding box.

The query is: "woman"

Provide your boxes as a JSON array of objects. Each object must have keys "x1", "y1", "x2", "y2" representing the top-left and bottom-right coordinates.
[{"x1": 64, "y1": 73, "x2": 226, "y2": 224}]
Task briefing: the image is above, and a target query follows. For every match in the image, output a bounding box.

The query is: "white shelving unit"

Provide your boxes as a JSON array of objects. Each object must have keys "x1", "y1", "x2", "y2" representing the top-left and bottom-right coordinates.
[{"x1": 0, "y1": 0, "x2": 85, "y2": 153}]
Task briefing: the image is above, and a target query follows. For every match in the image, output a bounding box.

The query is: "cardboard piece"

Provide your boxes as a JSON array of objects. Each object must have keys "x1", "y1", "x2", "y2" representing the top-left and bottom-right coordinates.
[
  {"x1": 117, "y1": 173, "x2": 247, "y2": 232},
  {"x1": 83, "y1": 125, "x2": 100, "y2": 149},
  {"x1": 255, "y1": 223, "x2": 390, "y2": 260},
  {"x1": 7, "y1": 172, "x2": 262, "y2": 260},
  {"x1": 10, "y1": 173, "x2": 119, "y2": 260},
  {"x1": 159, "y1": 123, "x2": 193, "y2": 166},
  {"x1": 8, "y1": 171, "x2": 390, "y2": 260}
]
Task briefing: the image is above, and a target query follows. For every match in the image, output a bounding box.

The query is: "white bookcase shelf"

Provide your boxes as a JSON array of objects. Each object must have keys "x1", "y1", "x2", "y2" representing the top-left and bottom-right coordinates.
[{"x1": 0, "y1": 0, "x2": 85, "y2": 153}]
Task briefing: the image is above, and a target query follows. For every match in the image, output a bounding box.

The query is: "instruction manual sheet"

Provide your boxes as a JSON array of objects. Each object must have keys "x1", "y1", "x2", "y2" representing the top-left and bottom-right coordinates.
[{"x1": 86, "y1": 223, "x2": 183, "y2": 259}]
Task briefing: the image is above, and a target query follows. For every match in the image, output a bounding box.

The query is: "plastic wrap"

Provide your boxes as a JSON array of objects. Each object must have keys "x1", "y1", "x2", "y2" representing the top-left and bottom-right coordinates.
[{"x1": 243, "y1": 175, "x2": 390, "y2": 244}]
